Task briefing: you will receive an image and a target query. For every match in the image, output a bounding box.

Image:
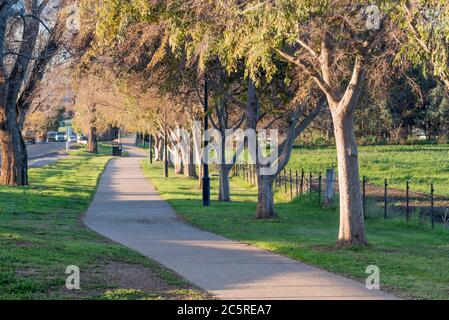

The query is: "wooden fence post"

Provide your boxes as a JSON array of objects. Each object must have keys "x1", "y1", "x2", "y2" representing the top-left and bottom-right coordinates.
[
  {"x1": 384, "y1": 179, "x2": 388, "y2": 220},
  {"x1": 431, "y1": 183, "x2": 435, "y2": 230},
  {"x1": 324, "y1": 168, "x2": 335, "y2": 206}
]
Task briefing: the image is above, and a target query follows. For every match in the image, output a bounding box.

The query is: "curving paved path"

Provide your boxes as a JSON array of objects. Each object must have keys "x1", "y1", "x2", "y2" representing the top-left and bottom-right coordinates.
[{"x1": 83, "y1": 141, "x2": 397, "y2": 300}]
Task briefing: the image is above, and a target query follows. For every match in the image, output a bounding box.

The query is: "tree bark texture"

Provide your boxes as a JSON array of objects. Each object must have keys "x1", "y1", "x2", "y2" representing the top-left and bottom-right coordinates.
[
  {"x1": 256, "y1": 174, "x2": 276, "y2": 218},
  {"x1": 332, "y1": 111, "x2": 367, "y2": 246},
  {"x1": 88, "y1": 126, "x2": 98, "y2": 153}
]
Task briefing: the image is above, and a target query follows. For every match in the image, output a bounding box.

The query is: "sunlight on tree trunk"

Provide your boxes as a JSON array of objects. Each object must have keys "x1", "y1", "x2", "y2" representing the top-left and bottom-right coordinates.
[
  {"x1": 0, "y1": 127, "x2": 28, "y2": 186},
  {"x1": 332, "y1": 112, "x2": 367, "y2": 247},
  {"x1": 183, "y1": 148, "x2": 197, "y2": 178},
  {"x1": 88, "y1": 126, "x2": 98, "y2": 153},
  {"x1": 218, "y1": 165, "x2": 231, "y2": 202},
  {"x1": 256, "y1": 175, "x2": 276, "y2": 219}
]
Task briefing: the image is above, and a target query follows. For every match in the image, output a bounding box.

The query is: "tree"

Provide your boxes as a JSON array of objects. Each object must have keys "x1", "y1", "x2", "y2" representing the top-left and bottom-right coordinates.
[
  {"x1": 245, "y1": 78, "x2": 326, "y2": 218},
  {"x1": 85, "y1": 0, "x2": 330, "y2": 212},
  {"x1": 72, "y1": 71, "x2": 125, "y2": 153},
  {"x1": 425, "y1": 84, "x2": 449, "y2": 141},
  {"x1": 218, "y1": 0, "x2": 401, "y2": 245},
  {"x1": 24, "y1": 111, "x2": 54, "y2": 140},
  {"x1": 397, "y1": 0, "x2": 449, "y2": 90},
  {"x1": 0, "y1": 0, "x2": 69, "y2": 185}
]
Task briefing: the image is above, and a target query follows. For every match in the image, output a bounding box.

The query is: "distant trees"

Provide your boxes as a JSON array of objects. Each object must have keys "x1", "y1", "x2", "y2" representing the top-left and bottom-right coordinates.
[
  {"x1": 425, "y1": 85, "x2": 449, "y2": 141},
  {"x1": 72, "y1": 72, "x2": 125, "y2": 153},
  {"x1": 397, "y1": 0, "x2": 449, "y2": 90},
  {"x1": 24, "y1": 111, "x2": 55, "y2": 140}
]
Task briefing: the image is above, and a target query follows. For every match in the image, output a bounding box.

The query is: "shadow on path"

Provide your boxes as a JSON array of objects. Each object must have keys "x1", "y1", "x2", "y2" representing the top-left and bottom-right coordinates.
[{"x1": 84, "y1": 138, "x2": 397, "y2": 300}]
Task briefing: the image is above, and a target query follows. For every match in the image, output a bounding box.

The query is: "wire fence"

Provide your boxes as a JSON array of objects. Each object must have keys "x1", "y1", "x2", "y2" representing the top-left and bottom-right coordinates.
[{"x1": 231, "y1": 164, "x2": 449, "y2": 231}]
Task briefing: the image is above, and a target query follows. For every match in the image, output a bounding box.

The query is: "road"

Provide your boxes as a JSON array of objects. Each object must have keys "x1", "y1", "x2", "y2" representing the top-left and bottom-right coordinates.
[
  {"x1": 0, "y1": 142, "x2": 68, "y2": 168},
  {"x1": 27, "y1": 142, "x2": 67, "y2": 159}
]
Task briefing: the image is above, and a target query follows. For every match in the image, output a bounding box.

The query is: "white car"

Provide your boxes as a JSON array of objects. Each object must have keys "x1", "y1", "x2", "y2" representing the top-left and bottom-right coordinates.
[
  {"x1": 55, "y1": 133, "x2": 67, "y2": 142},
  {"x1": 77, "y1": 135, "x2": 88, "y2": 145}
]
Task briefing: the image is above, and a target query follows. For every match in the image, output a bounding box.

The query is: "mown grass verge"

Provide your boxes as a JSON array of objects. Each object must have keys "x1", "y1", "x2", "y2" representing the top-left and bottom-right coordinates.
[
  {"x1": 143, "y1": 161, "x2": 449, "y2": 300},
  {"x1": 0, "y1": 149, "x2": 206, "y2": 300}
]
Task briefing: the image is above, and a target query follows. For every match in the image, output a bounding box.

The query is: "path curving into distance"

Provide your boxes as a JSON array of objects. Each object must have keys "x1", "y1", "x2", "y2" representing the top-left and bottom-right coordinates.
[{"x1": 83, "y1": 139, "x2": 397, "y2": 300}]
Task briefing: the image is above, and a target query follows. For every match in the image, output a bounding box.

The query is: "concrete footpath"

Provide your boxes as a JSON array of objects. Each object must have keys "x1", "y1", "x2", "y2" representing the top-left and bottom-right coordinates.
[{"x1": 84, "y1": 142, "x2": 397, "y2": 300}]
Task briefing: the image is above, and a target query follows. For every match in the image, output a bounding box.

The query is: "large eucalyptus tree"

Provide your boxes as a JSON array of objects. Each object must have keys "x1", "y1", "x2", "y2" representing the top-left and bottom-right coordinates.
[
  {"x1": 0, "y1": 0, "x2": 67, "y2": 185},
  {"x1": 219, "y1": 0, "x2": 401, "y2": 246}
]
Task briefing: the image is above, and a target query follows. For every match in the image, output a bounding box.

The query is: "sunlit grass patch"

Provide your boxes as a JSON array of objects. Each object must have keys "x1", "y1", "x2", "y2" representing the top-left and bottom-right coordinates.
[
  {"x1": 143, "y1": 161, "x2": 449, "y2": 300},
  {"x1": 0, "y1": 151, "x2": 206, "y2": 300}
]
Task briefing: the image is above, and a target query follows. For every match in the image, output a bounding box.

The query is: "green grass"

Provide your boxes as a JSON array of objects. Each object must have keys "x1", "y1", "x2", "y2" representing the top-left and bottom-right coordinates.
[
  {"x1": 0, "y1": 149, "x2": 206, "y2": 300},
  {"x1": 285, "y1": 144, "x2": 449, "y2": 196},
  {"x1": 143, "y1": 161, "x2": 449, "y2": 300}
]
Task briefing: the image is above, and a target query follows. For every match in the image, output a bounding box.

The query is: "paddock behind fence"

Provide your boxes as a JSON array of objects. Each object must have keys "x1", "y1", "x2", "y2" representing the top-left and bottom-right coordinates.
[{"x1": 232, "y1": 164, "x2": 449, "y2": 231}]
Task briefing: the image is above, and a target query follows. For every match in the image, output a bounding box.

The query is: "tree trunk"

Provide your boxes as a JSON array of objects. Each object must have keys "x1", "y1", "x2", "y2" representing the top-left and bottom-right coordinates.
[
  {"x1": 183, "y1": 148, "x2": 197, "y2": 178},
  {"x1": 256, "y1": 174, "x2": 276, "y2": 219},
  {"x1": 0, "y1": 127, "x2": 28, "y2": 186},
  {"x1": 172, "y1": 148, "x2": 183, "y2": 174},
  {"x1": 154, "y1": 137, "x2": 162, "y2": 161},
  {"x1": 198, "y1": 163, "x2": 203, "y2": 188},
  {"x1": 332, "y1": 112, "x2": 367, "y2": 247},
  {"x1": 88, "y1": 126, "x2": 98, "y2": 153},
  {"x1": 218, "y1": 165, "x2": 232, "y2": 202},
  {"x1": 148, "y1": 134, "x2": 153, "y2": 163}
]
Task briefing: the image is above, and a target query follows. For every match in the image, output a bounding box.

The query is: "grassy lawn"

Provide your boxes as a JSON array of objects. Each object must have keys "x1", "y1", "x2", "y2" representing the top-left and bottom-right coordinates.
[
  {"x1": 0, "y1": 149, "x2": 206, "y2": 300},
  {"x1": 143, "y1": 161, "x2": 449, "y2": 300},
  {"x1": 286, "y1": 144, "x2": 449, "y2": 196}
]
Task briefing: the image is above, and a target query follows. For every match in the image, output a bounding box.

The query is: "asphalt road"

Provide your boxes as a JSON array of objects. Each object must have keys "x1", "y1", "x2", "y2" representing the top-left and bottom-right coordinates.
[
  {"x1": 27, "y1": 142, "x2": 67, "y2": 159},
  {"x1": 0, "y1": 142, "x2": 67, "y2": 167}
]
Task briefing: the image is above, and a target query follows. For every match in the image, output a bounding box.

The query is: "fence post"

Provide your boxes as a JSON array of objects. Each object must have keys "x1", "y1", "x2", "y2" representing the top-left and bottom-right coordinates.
[
  {"x1": 309, "y1": 172, "x2": 313, "y2": 197},
  {"x1": 300, "y1": 169, "x2": 304, "y2": 195},
  {"x1": 295, "y1": 171, "x2": 299, "y2": 197},
  {"x1": 255, "y1": 166, "x2": 258, "y2": 186},
  {"x1": 431, "y1": 183, "x2": 435, "y2": 230},
  {"x1": 249, "y1": 165, "x2": 252, "y2": 184},
  {"x1": 284, "y1": 170, "x2": 287, "y2": 194},
  {"x1": 318, "y1": 172, "x2": 322, "y2": 204},
  {"x1": 324, "y1": 168, "x2": 335, "y2": 206},
  {"x1": 290, "y1": 170, "x2": 293, "y2": 199},
  {"x1": 255, "y1": 166, "x2": 258, "y2": 187},
  {"x1": 277, "y1": 171, "x2": 280, "y2": 191},
  {"x1": 362, "y1": 176, "x2": 366, "y2": 216},
  {"x1": 384, "y1": 179, "x2": 388, "y2": 220},
  {"x1": 253, "y1": 165, "x2": 256, "y2": 186},
  {"x1": 406, "y1": 180, "x2": 410, "y2": 221}
]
